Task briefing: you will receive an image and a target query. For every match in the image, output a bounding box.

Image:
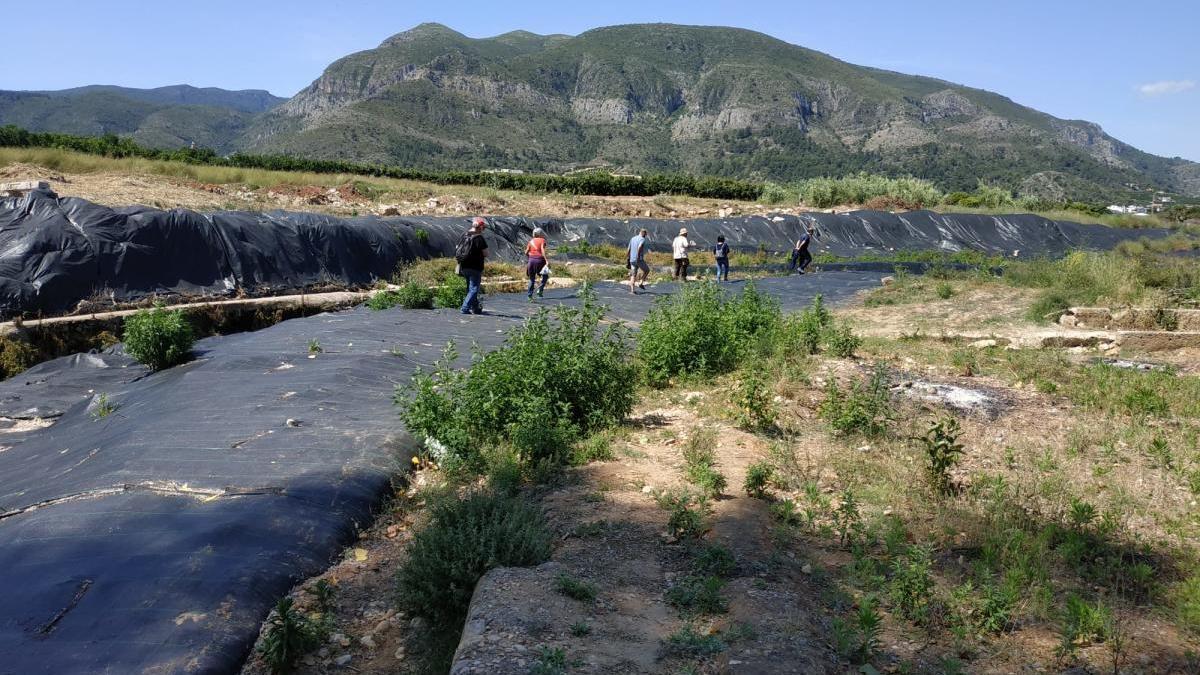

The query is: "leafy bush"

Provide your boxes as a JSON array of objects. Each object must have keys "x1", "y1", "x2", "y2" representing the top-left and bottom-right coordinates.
[
  {"x1": 414, "y1": 228, "x2": 430, "y2": 244},
  {"x1": 396, "y1": 490, "x2": 551, "y2": 627},
  {"x1": 681, "y1": 429, "x2": 727, "y2": 498},
  {"x1": 122, "y1": 306, "x2": 195, "y2": 371},
  {"x1": 759, "y1": 181, "x2": 793, "y2": 205},
  {"x1": 798, "y1": 173, "x2": 942, "y2": 209},
  {"x1": 257, "y1": 597, "x2": 323, "y2": 674},
  {"x1": 832, "y1": 595, "x2": 882, "y2": 663},
  {"x1": 823, "y1": 322, "x2": 861, "y2": 358},
  {"x1": 743, "y1": 461, "x2": 775, "y2": 499},
  {"x1": 921, "y1": 416, "x2": 965, "y2": 495},
  {"x1": 433, "y1": 274, "x2": 468, "y2": 309},
  {"x1": 692, "y1": 544, "x2": 737, "y2": 578},
  {"x1": 637, "y1": 282, "x2": 780, "y2": 385},
  {"x1": 666, "y1": 575, "x2": 728, "y2": 615},
  {"x1": 555, "y1": 573, "x2": 597, "y2": 602},
  {"x1": 0, "y1": 336, "x2": 39, "y2": 379},
  {"x1": 732, "y1": 367, "x2": 778, "y2": 431},
  {"x1": 665, "y1": 623, "x2": 727, "y2": 656},
  {"x1": 889, "y1": 546, "x2": 935, "y2": 623},
  {"x1": 368, "y1": 281, "x2": 434, "y2": 310},
  {"x1": 1058, "y1": 594, "x2": 1111, "y2": 656},
  {"x1": 819, "y1": 366, "x2": 894, "y2": 437},
  {"x1": 397, "y1": 291, "x2": 637, "y2": 468},
  {"x1": 658, "y1": 489, "x2": 708, "y2": 539}
]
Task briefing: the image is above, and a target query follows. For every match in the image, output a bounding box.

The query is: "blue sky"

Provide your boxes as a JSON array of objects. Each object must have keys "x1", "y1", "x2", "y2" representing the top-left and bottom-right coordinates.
[{"x1": 7, "y1": 0, "x2": 1198, "y2": 161}]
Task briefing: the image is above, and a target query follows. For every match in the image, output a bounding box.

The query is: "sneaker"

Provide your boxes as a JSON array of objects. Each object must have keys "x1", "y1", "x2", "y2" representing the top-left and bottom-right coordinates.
[
  {"x1": 537, "y1": 289, "x2": 544, "y2": 298},
  {"x1": 639, "y1": 283, "x2": 646, "y2": 290},
  {"x1": 460, "y1": 309, "x2": 471, "y2": 315},
  {"x1": 471, "y1": 308, "x2": 484, "y2": 315}
]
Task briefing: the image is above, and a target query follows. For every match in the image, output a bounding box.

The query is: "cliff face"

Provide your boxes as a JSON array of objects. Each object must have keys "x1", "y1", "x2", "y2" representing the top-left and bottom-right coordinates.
[{"x1": 234, "y1": 23, "x2": 1198, "y2": 198}]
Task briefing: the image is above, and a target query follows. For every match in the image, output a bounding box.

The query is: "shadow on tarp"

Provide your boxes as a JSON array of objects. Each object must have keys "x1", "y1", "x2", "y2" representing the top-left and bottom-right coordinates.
[{"x1": 0, "y1": 189, "x2": 1166, "y2": 318}]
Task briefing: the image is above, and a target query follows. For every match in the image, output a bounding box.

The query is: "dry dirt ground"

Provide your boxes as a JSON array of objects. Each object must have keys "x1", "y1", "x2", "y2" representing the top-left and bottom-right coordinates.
[
  {"x1": 237, "y1": 281, "x2": 1200, "y2": 675},
  {"x1": 0, "y1": 162, "x2": 803, "y2": 220}
]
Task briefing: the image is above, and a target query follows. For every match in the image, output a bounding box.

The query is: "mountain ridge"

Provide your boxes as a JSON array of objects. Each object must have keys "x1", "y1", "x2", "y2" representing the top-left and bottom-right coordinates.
[{"x1": 2, "y1": 23, "x2": 1196, "y2": 199}]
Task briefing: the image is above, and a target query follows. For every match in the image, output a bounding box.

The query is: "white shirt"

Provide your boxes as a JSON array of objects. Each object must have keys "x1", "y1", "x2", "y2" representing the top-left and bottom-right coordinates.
[{"x1": 672, "y1": 236, "x2": 690, "y2": 259}]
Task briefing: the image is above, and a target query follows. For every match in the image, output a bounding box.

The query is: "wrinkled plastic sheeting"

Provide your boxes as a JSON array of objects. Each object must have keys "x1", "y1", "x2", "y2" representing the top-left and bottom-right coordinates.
[
  {"x1": 0, "y1": 190, "x2": 1167, "y2": 317},
  {"x1": 0, "y1": 273, "x2": 884, "y2": 674}
]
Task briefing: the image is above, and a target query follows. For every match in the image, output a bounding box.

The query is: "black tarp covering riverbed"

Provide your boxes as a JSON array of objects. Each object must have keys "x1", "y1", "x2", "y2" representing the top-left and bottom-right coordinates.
[
  {"x1": 0, "y1": 189, "x2": 1168, "y2": 318},
  {"x1": 0, "y1": 274, "x2": 884, "y2": 674}
]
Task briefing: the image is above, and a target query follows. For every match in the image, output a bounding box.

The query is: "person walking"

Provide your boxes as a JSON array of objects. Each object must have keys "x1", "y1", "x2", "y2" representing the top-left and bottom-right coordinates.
[
  {"x1": 672, "y1": 227, "x2": 692, "y2": 282},
  {"x1": 713, "y1": 235, "x2": 730, "y2": 282},
  {"x1": 525, "y1": 227, "x2": 551, "y2": 299},
  {"x1": 627, "y1": 228, "x2": 650, "y2": 294},
  {"x1": 790, "y1": 224, "x2": 815, "y2": 275},
  {"x1": 455, "y1": 216, "x2": 488, "y2": 314}
]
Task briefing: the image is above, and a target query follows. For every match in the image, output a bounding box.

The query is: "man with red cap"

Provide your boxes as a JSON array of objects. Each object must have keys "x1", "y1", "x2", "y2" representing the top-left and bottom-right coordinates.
[{"x1": 455, "y1": 216, "x2": 489, "y2": 314}]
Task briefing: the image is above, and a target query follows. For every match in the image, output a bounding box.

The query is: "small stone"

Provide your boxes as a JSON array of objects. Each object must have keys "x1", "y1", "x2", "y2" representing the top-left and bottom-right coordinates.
[
  {"x1": 360, "y1": 634, "x2": 377, "y2": 649},
  {"x1": 641, "y1": 485, "x2": 654, "y2": 494},
  {"x1": 334, "y1": 654, "x2": 352, "y2": 667},
  {"x1": 881, "y1": 276, "x2": 895, "y2": 286},
  {"x1": 329, "y1": 633, "x2": 346, "y2": 645},
  {"x1": 514, "y1": 644, "x2": 527, "y2": 652},
  {"x1": 285, "y1": 418, "x2": 302, "y2": 428},
  {"x1": 968, "y1": 339, "x2": 997, "y2": 349},
  {"x1": 801, "y1": 563, "x2": 812, "y2": 574},
  {"x1": 374, "y1": 618, "x2": 391, "y2": 634},
  {"x1": 394, "y1": 646, "x2": 407, "y2": 660},
  {"x1": 410, "y1": 616, "x2": 428, "y2": 631}
]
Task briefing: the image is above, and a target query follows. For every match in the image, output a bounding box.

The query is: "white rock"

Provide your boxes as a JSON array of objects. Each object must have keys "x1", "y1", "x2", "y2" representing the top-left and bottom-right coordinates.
[
  {"x1": 334, "y1": 654, "x2": 352, "y2": 667},
  {"x1": 968, "y1": 339, "x2": 997, "y2": 349},
  {"x1": 360, "y1": 634, "x2": 376, "y2": 649}
]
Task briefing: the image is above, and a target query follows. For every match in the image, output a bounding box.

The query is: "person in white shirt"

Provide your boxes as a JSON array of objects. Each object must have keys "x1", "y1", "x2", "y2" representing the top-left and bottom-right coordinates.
[{"x1": 672, "y1": 227, "x2": 692, "y2": 282}]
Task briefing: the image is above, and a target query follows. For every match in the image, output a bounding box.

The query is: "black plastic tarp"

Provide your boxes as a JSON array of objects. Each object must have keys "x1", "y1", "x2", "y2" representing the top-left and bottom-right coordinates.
[
  {"x1": 0, "y1": 274, "x2": 884, "y2": 674},
  {"x1": 0, "y1": 189, "x2": 1168, "y2": 318}
]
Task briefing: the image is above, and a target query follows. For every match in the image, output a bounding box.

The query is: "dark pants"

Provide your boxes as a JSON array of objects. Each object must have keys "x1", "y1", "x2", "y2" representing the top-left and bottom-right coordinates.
[
  {"x1": 715, "y1": 258, "x2": 729, "y2": 281},
  {"x1": 791, "y1": 250, "x2": 812, "y2": 272},
  {"x1": 460, "y1": 268, "x2": 483, "y2": 313},
  {"x1": 673, "y1": 258, "x2": 689, "y2": 281},
  {"x1": 526, "y1": 256, "x2": 547, "y2": 297}
]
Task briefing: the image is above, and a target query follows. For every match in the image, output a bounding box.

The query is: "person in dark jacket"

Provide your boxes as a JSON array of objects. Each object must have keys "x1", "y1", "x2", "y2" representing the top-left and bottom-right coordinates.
[
  {"x1": 457, "y1": 217, "x2": 488, "y2": 314},
  {"x1": 713, "y1": 235, "x2": 730, "y2": 282},
  {"x1": 789, "y1": 224, "x2": 816, "y2": 274}
]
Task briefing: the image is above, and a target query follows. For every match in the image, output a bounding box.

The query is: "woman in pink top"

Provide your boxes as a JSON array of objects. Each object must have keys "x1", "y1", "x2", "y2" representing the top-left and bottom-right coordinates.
[{"x1": 525, "y1": 227, "x2": 550, "y2": 299}]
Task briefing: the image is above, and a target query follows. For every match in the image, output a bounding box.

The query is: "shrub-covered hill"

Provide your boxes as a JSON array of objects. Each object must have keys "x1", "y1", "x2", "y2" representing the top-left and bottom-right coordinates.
[{"x1": 241, "y1": 23, "x2": 1200, "y2": 200}]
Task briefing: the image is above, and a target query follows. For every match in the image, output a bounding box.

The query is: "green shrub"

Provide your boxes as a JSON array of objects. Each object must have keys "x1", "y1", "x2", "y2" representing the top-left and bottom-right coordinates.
[
  {"x1": 555, "y1": 573, "x2": 597, "y2": 602},
  {"x1": 1173, "y1": 572, "x2": 1200, "y2": 633},
  {"x1": 889, "y1": 546, "x2": 935, "y2": 623},
  {"x1": 1058, "y1": 594, "x2": 1111, "y2": 656},
  {"x1": 921, "y1": 416, "x2": 965, "y2": 496},
  {"x1": 732, "y1": 367, "x2": 777, "y2": 431},
  {"x1": 692, "y1": 544, "x2": 737, "y2": 578},
  {"x1": 414, "y1": 228, "x2": 430, "y2": 244},
  {"x1": 823, "y1": 322, "x2": 861, "y2": 358},
  {"x1": 658, "y1": 489, "x2": 708, "y2": 539},
  {"x1": 637, "y1": 282, "x2": 780, "y2": 386},
  {"x1": 257, "y1": 597, "x2": 322, "y2": 674},
  {"x1": 666, "y1": 575, "x2": 728, "y2": 615},
  {"x1": 665, "y1": 623, "x2": 727, "y2": 656},
  {"x1": 433, "y1": 274, "x2": 469, "y2": 309},
  {"x1": 122, "y1": 306, "x2": 195, "y2": 371},
  {"x1": 530, "y1": 646, "x2": 568, "y2": 675},
  {"x1": 758, "y1": 181, "x2": 792, "y2": 205},
  {"x1": 798, "y1": 173, "x2": 942, "y2": 209},
  {"x1": 819, "y1": 366, "x2": 894, "y2": 437},
  {"x1": 570, "y1": 430, "x2": 617, "y2": 465},
  {"x1": 0, "y1": 336, "x2": 39, "y2": 379},
  {"x1": 396, "y1": 490, "x2": 551, "y2": 627},
  {"x1": 681, "y1": 429, "x2": 727, "y2": 498},
  {"x1": 743, "y1": 461, "x2": 775, "y2": 499},
  {"x1": 936, "y1": 282, "x2": 954, "y2": 299},
  {"x1": 397, "y1": 291, "x2": 637, "y2": 468},
  {"x1": 369, "y1": 280, "x2": 434, "y2": 310}
]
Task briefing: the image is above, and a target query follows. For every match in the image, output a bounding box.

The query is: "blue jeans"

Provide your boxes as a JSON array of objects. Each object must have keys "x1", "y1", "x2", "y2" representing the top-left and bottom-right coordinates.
[
  {"x1": 460, "y1": 268, "x2": 483, "y2": 313},
  {"x1": 715, "y1": 258, "x2": 729, "y2": 281}
]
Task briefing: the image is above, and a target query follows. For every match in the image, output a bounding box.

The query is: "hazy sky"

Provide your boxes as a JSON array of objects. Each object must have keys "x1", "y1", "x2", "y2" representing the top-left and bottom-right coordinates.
[{"x1": 6, "y1": 0, "x2": 1197, "y2": 161}]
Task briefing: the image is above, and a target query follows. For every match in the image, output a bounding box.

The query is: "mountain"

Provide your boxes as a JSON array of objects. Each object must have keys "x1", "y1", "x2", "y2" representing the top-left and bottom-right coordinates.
[
  {"x1": 0, "y1": 85, "x2": 285, "y2": 153},
  {"x1": 240, "y1": 23, "x2": 1200, "y2": 199}
]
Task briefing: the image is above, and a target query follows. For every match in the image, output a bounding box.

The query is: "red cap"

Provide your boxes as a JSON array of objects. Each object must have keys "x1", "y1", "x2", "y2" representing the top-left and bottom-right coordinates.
[{"x1": 472, "y1": 217, "x2": 487, "y2": 226}]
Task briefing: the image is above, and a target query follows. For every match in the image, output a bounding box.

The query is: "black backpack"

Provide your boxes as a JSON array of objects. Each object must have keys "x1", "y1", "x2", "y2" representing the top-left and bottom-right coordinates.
[{"x1": 454, "y1": 232, "x2": 475, "y2": 264}]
